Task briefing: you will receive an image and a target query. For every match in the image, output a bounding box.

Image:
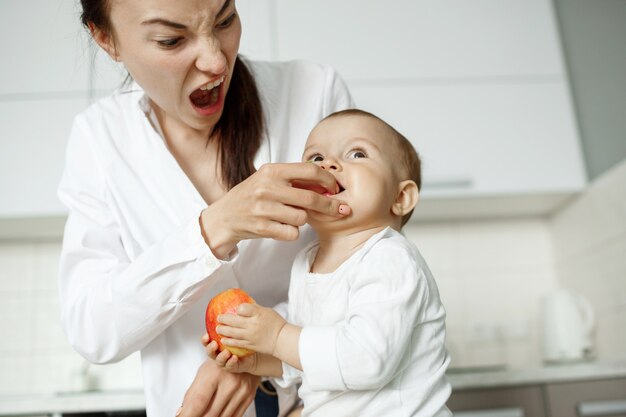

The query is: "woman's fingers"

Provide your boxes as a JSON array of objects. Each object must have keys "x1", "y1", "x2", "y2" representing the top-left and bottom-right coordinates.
[{"x1": 217, "y1": 375, "x2": 258, "y2": 417}]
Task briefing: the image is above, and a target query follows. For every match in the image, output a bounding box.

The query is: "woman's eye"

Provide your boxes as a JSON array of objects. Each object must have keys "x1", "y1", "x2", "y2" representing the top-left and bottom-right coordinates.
[
  {"x1": 309, "y1": 155, "x2": 324, "y2": 162},
  {"x1": 157, "y1": 37, "x2": 183, "y2": 48},
  {"x1": 347, "y1": 150, "x2": 367, "y2": 159},
  {"x1": 217, "y1": 13, "x2": 237, "y2": 29}
]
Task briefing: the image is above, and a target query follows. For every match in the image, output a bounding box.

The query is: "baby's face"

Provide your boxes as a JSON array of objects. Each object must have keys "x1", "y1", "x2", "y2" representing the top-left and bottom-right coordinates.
[{"x1": 302, "y1": 114, "x2": 403, "y2": 231}]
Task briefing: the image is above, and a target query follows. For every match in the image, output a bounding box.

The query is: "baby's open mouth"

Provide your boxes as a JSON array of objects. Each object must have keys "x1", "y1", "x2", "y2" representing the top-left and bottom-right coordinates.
[
  {"x1": 324, "y1": 181, "x2": 345, "y2": 196},
  {"x1": 190, "y1": 76, "x2": 225, "y2": 108}
]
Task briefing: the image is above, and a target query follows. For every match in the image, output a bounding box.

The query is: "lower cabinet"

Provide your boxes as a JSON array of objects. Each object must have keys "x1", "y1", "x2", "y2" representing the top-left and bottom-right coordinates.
[
  {"x1": 448, "y1": 378, "x2": 626, "y2": 417},
  {"x1": 545, "y1": 378, "x2": 626, "y2": 417},
  {"x1": 447, "y1": 386, "x2": 546, "y2": 417}
]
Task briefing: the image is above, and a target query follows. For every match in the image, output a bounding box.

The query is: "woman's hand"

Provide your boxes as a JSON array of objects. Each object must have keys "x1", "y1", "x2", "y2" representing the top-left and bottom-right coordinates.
[
  {"x1": 200, "y1": 162, "x2": 350, "y2": 259},
  {"x1": 177, "y1": 359, "x2": 260, "y2": 417}
]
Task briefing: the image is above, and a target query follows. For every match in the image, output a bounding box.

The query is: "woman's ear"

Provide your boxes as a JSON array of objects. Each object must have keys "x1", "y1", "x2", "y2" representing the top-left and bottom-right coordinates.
[
  {"x1": 89, "y1": 22, "x2": 120, "y2": 62},
  {"x1": 391, "y1": 180, "x2": 419, "y2": 217}
]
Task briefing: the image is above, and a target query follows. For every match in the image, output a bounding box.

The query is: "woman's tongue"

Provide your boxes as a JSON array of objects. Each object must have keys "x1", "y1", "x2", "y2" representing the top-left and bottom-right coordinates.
[{"x1": 190, "y1": 86, "x2": 219, "y2": 108}]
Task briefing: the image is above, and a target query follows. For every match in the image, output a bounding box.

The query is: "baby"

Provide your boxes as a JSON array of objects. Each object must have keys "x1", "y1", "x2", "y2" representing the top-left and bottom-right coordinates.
[{"x1": 206, "y1": 109, "x2": 452, "y2": 416}]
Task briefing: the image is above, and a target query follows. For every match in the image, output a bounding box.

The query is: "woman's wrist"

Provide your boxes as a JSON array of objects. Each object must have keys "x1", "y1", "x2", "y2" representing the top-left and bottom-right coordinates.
[{"x1": 199, "y1": 207, "x2": 238, "y2": 260}]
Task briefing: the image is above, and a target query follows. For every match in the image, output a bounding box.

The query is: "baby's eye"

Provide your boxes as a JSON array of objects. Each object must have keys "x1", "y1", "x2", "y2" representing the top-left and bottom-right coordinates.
[
  {"x1": 347, "y1": 150, "x2": 367, "y2": 159},
  {"x1": 309, "y1": 154, "x2": 324, "y2": 162}
]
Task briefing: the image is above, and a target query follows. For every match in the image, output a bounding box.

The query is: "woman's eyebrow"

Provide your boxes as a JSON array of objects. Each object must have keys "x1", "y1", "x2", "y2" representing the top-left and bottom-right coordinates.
[
  {"x1": 141, "y1": 18, "x2": 187, "y2": 29},
  {"x1": 217, "y1": 0, "x2": 233, "y2": 18}
]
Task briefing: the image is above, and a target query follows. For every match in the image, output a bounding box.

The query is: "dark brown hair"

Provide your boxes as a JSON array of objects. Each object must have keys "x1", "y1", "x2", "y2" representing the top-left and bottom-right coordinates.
[
  {"x1": 323, "y1": 109, "x2": 421, "y2": 226},
  {"x1": 80, "y1": 0, "x2": 264, "y2": 190}
]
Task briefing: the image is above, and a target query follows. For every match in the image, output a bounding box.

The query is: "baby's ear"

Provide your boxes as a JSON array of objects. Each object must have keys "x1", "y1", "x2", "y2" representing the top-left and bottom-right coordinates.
[{"x1": 391, "y1": 180, "x2": 419, "y2": 217}]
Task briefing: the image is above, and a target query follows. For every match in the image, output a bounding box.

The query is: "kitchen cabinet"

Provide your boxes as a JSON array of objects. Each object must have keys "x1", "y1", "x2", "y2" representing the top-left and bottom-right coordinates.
[
  {"x1": 268, "y1": 0, "x2": 587, "y2": 218},
  {"x1": 545, "y1": 378, "x2": 626, "y2": 417},
  {"x1": 1, "y1": 0, "x2": 587, "y2": 230},
  {"x1": 273, "y1": 0, "x2": 563, "y2": 80},
  {"x1": 0, "y1": 0, "x2": 91, "y2": 236},
  {"x1": 0, "y1": 0, "x2": 90, "y2": 95},
  {"x1": 0, "y1": 97, "x2": 89, "y2": 217},
  {"x1": 447, "y1": 386, "x2": 546, "y2": 417},
  {"x1": 448, "y1": 376, "x2": 626, "y2": 417}
]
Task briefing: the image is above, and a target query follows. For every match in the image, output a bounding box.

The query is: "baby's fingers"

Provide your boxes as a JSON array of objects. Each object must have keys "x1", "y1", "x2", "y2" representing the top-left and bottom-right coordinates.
[
  {"x1": 224, "y1": 355, "x2": 240, "y2": 372},
  {"x1": 201, "y1": 333, "x2": 210, "y2": 346},
  {"x1": 217, "y1": 313, "x2": 247, "y2": 327},
  {"x1": 214, "y1": 349, "x2": 232, "y2": 367},
  {"x1": 205, "y1": 340, "x2": 219, "y2": 359}
]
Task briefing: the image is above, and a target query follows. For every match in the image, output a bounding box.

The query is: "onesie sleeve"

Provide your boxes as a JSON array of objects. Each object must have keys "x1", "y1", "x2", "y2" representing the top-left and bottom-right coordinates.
[
  {"x1": 57, "y1": 113, "x2": 235, "y2": 364},
  {"x1": 299, "y1": 242, "x2": 428, "y2": 391}
]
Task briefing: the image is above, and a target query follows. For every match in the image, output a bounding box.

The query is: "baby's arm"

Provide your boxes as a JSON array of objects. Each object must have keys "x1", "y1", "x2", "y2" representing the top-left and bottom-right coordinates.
[{"x1": 216, "y1": 303, "x2": 303, "y2": 371}]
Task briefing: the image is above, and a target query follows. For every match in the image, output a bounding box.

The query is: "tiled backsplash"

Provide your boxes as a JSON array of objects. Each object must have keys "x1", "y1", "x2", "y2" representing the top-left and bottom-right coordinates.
[
  {"x1": 0, "y1": 240, "x2": 143, "y2": 395},
  {"x1": 404, "y1": 218, "x2": 557, "y2": 370},
  {"x1": 0, "y1": 160, "x2": 624, "y2": 395},
  {"x1": 550, "y1": 159, "x2": 626, "y2": 360}
]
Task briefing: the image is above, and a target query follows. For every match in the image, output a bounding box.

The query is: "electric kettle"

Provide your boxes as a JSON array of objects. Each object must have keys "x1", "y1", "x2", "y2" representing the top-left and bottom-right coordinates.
[{"x1": 541, "y1": 289, "x2": 595, "y2": 363}]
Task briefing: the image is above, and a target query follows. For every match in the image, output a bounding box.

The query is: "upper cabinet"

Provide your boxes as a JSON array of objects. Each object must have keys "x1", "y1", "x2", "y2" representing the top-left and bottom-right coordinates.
[
  {"x1": 0, "y1": 0, "x2": 90, "y2": 225},
  {"x1": 0, "y1": 0, "x2": 90, "y2": 95},
  {"x1": 273, "y1": 0, "x2": 564, "y2": 80},
  {"x1": 1, "y1": 0, "x2": 587, "y2": 226},
  {"x1": 244, "y1": 0, "x2": 587, "y2": 218}
]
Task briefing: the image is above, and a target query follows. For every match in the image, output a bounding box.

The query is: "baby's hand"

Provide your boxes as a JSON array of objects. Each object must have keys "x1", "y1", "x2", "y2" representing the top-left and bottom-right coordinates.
[
  {"x1": 214, "y1": 349, "x2": 257, "y2": 374},
  {"x1": 202, "y1": 332, "x2": 257, "y2": 373},
  {"x1": 201, "y1": 333, "x2": 220, "y2": 360}
]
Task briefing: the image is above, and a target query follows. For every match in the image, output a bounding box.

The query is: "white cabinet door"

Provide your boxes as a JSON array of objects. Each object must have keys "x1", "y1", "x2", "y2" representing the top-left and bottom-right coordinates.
[
  {"x1": 238, "y1": 0, "x2": 276, "y2": 61},
  {"x1": 350, "y1": 80, "x2": 586, "y2": 197},
  {"x1": 0, "y1": 0, "x2": 90, "y2": 95},
  {"x1": 0, "y1": 97, "x2": 89, "y2": 217},
  {"x1": 274, "y1": 0, "x2": 564, "y2": 80},
  {"x1": 271, "y1": 0, "x2": 586, "y2": 208}
]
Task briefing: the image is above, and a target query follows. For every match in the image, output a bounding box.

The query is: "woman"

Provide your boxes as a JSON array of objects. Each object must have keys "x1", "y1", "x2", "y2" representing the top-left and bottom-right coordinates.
[{"x1": 57, "y1": 0, "x2": 353, "y2": 416}]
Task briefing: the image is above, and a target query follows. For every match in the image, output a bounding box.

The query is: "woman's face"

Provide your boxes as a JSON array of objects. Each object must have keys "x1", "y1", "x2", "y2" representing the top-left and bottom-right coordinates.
[{"x1": 99, "y1": 0, "x2": 241, "y2": 134}]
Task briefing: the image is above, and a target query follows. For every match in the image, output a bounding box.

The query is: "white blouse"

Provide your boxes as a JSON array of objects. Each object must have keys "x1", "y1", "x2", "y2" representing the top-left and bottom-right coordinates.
[{"x1": 57, "y1": 59, "x2": 353, "y2": 417}]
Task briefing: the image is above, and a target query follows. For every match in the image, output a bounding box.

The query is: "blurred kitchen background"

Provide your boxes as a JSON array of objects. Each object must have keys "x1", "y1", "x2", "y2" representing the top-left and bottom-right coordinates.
[{"x1": 1, "y1": 0, "x2": 625, "y2": 416}]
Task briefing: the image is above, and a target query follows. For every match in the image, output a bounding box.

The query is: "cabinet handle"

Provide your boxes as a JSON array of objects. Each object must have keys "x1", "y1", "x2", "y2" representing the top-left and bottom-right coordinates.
[
  {"x1": 577, "y1": 399, "x2": 626, "y2": 416},
  {"x1": 454, "y1": 407, "x2": 524, "y2": 417},
  {"x1": 422, "y1": 178, "x2": 473, "y2": 190}
]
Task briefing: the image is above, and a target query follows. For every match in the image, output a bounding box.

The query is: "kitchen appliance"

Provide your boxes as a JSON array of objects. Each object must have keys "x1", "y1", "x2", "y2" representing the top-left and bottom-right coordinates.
[{"x1": 541, "y1": 289, "x2": 595, "y2": 363}]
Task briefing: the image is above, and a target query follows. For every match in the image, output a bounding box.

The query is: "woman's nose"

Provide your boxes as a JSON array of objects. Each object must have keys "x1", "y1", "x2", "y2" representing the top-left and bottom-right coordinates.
[{"x1": 195, "y1": 38, "x2": 227, "y2": 75}]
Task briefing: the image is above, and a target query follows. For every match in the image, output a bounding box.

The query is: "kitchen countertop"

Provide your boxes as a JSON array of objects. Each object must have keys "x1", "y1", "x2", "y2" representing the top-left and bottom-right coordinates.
[
  {"x1": 449, "y1": 358, "x2": 626, "y2": 390},
  {"x1": 2, "y1": 360, "x2": 626, "y2": 415},
  {"x1": 0, "y1": 390, "x2": 145, "y2": 416}
]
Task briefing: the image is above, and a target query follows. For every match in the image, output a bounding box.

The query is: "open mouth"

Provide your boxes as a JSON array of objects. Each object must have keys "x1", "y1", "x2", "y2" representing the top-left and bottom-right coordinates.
[
  {"x1": 325, "y1": 180, "x2": 345, "y2": 196},
  {"x1": 189, "y1": 76, "x2": 225, "y2": 109}
]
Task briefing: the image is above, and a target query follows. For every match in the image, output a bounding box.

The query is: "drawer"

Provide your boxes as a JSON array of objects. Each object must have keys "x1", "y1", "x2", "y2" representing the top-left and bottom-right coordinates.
[
  {"x1": 545, "y1": 378, "x2": 626, "y2": 417},
  {"x1": 448, "y1": 386, "x2": 546, "y2": 417}
]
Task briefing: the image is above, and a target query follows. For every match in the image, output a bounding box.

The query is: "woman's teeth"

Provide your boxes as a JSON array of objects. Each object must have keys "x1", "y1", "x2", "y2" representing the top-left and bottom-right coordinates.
[{"x1": 200, "y1": 76, "x2": 225, "y2": 91}]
